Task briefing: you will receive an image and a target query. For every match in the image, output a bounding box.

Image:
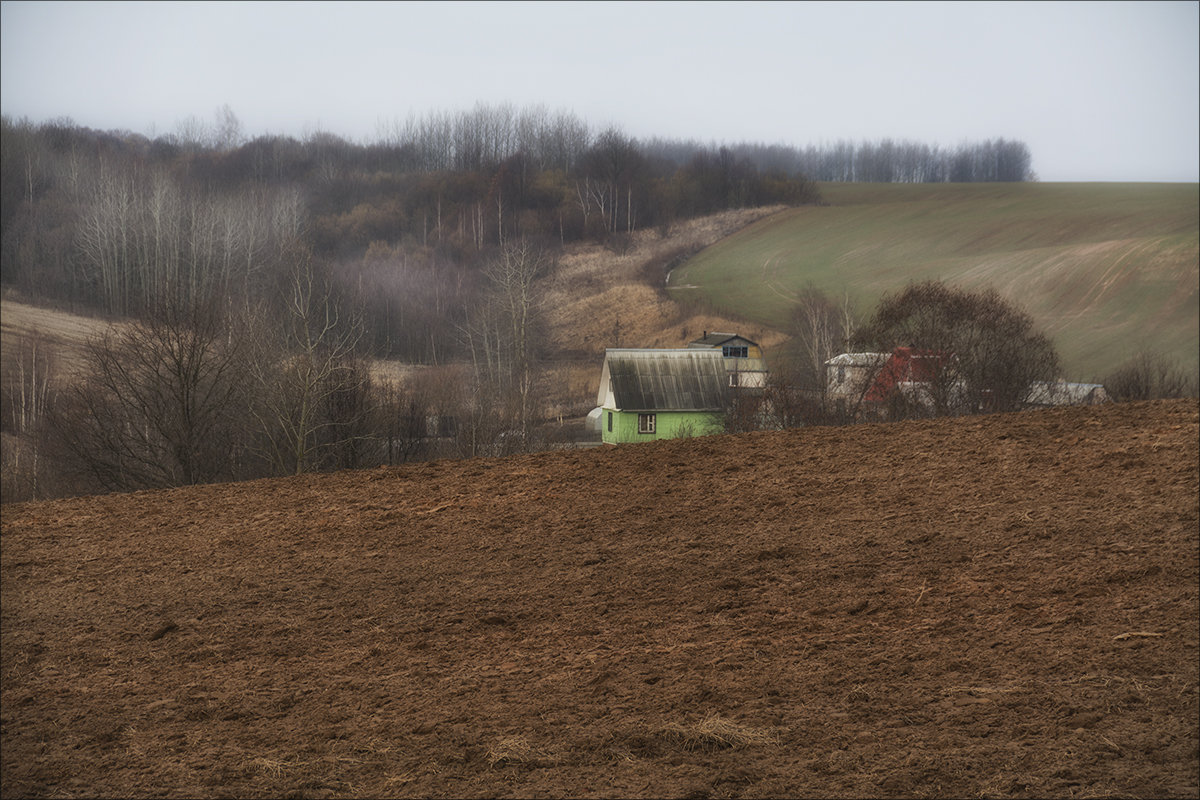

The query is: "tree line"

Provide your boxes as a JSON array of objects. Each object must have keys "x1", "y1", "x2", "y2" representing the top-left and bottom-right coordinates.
[
  {"x1": 2, "y1": 107, "x2": 821, "y2": 346},
  {"x1": 2, "y1": 107, "x2": 1034, "y2": 341},
  {"x1": 1, "y1": 103, "x2": 1043, "y2": 503},
  {"x1": 5, "y1": 268, "x2": 1194, "y2": 503},
  {"x1": 2, "y1": 239, "x2": 560, "y2": 501}
]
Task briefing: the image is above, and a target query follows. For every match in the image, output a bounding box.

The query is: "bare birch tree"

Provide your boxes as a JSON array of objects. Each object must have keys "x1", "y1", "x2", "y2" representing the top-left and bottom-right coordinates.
[
  {"x1": 1, "y1": 335, "x2": 60, "y2": 499},
  {"x1": 459, "y1": 238, "x2": 551, "y2": 451},
  {"x1": 790, "y1": 286, "x2": 853, "y2": 391}
]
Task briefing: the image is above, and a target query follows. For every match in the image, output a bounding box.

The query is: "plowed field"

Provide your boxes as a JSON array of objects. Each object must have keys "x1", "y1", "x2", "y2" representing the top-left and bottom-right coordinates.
[{"x1": 3, "y1": 400, "x2": 1198, "y2": 799}]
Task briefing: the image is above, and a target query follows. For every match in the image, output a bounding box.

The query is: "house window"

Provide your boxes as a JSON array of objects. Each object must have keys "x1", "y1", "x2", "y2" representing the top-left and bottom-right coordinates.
[
  {"x1": 722, "y1": 345, "x2": 749, "y2": 358},
  {"x1": 837, "y1": 365, "x2": 846, "y2": 384},
  {"x1": 638, "y1": 413, "x2": 656, "y2": 434},
  {"x1": 607, "y1": 411, "x2": 613, "y2": 432}
]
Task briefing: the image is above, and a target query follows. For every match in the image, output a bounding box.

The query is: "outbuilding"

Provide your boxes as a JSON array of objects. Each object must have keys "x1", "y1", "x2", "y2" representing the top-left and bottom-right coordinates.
[
  {"x1": 1023, "y1": 380, "x2": 1110, "y2": 407},
  {"x1": 596, "y1": 348, "x2": 728, "y2": 443}
]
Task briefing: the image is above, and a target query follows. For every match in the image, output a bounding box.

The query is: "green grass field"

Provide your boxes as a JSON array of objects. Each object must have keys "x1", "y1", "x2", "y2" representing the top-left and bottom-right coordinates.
[{"x1": 668, "y1": 182, "x2": 1199, "y2": 381}]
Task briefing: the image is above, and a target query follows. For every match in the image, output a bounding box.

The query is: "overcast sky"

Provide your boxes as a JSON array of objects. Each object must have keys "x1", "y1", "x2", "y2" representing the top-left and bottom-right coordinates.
[{"x1": 2, "y1": 1, "x2": 1197, "y2": 182}]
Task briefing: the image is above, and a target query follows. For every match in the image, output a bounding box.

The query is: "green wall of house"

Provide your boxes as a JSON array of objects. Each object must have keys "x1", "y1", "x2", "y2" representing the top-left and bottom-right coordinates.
[{"x1": 601, "y1": 408, "x2": 724, "y2": 444}]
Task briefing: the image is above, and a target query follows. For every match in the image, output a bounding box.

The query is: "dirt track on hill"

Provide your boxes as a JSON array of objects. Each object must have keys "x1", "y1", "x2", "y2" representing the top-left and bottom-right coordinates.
[{"x1": 3, "y1": 400, "x2": 1198, "y2": 799}]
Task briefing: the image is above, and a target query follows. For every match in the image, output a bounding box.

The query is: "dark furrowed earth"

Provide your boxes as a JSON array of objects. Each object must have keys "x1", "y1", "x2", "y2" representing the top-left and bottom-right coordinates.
[{"x1": 2, "y1": 399, "x2": 1198, "y2": 799}]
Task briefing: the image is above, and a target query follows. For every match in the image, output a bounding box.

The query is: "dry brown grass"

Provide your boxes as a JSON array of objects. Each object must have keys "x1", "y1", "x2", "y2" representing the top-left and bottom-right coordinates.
[
  {"x1": 0, "y1": 297, "x2": 119, "y2": 377},
  {"x1": 656, "y1": 712, "x2": 778, "y2": 752},
  {"x1": 543, "y1": 206, "x2": 790, "y2": 360},
  {"x1": 485, "y1": 735, "x2": 550, "y2": 767},
  {"x1": 249, "y1": 756, "x2": 314, "y2": 777}
]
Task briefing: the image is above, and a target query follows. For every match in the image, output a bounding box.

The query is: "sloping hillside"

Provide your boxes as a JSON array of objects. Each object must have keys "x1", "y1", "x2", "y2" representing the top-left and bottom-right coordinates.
[
  {"x1": 0, "y1": 294, "x2": 119, "y2": 377},
  {"x1": 1, "y1": 206, "x2": 785, "y2": 429},
  {"x1": 3, "y1": 400, "x2": 1197, "y2": 798},
  {"x1": 542, "y1": 205, "x2": 788, "y2": 355},
  {"x1": 669, "y1": 182, "x2": 1200, "y2": 381}
]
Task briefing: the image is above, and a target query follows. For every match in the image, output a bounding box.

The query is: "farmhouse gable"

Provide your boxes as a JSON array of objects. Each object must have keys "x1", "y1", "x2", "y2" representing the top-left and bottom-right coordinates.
[
  {"x1": 825, "y1": 347, "x2": 958, "y2": 418},
  {"x1": 687, "y1": 331, "x2": 768, "y2": 389}
]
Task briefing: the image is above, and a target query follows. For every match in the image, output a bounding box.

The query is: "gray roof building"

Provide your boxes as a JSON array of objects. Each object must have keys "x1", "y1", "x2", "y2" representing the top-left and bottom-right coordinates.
[
  {"x1": 597, "y1": 349, "x2": 729, "y2": 412},
  {"x1": 1024, "y1": 380, "x2": 1110, "y2": 407}
]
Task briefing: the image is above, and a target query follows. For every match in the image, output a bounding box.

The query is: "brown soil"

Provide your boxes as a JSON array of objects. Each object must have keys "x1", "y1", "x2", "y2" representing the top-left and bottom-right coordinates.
[{"x1": 3, "y1": 400, "x2": 1198, "y2": 799}]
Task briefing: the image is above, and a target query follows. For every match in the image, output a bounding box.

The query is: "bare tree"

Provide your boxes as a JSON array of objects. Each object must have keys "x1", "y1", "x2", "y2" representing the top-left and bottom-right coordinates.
[
  {"x1": 854, "y1": 281, "x2": 1059, "y2": 416},
  {"x1": 250, "y1": 252, "x2": 366, "y2": 475},
  {"x1": 1, "y1": 335, "x2": 60, "y2": 500},
  {"x1": 172, "y1": 114, "x2": 209, "y2": 152},
  {"x1": 460, "y1": 238, "x2": 552, "y2": 451},
  {"x1": 790, "y1": 286, "x2": 856, "y2": 391},
  {"x1": 213, "y1": 104, "x2": 244, "y2": 152},
  {"x1": 50, "y1": 293, "x2": 255, "y2": 491},
  {"x1": 2, "y1": 335, "x2": 58, "y2": 438},
  {"x1": 487, "y1": 238, "x2": 552, "y2": 446}
]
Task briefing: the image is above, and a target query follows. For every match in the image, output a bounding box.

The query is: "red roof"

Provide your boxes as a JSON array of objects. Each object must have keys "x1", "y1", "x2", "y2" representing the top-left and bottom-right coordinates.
[{"x1": 864, "y1": 347, "x2": 953, "y2": 403}]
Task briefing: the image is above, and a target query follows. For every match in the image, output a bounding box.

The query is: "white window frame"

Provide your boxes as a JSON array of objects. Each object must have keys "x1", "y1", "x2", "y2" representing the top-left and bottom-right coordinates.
[{"x1": 637, "y1": 413, "x2": 656, "y2": 434}]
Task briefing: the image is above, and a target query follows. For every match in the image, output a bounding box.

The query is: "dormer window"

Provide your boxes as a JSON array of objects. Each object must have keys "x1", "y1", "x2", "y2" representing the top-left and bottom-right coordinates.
[{"x1": 722, "y1": 345, "x2": 748, "y2": 358}]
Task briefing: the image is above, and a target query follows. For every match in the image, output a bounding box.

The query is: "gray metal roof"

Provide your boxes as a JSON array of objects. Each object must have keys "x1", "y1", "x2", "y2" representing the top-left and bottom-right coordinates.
[
  {"x1": 1024, "y1": 381, "x2": 1110, "y2": 406},
  {"x1": 604, "y1": 349, "x2": 729, "y2": 411},
  {"x1": 688, "y1": 331, "x2": 757, "y2": 348},
  {"x1": 825, "y1": 352, "x2": 888, "y2": 367}
]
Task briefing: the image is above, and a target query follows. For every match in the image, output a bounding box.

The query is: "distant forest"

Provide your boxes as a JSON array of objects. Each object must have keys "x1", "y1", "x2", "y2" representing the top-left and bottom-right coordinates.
[
  {"x1": 1, "y1": 104, "x2": 1034, "y2": 362},
  {"x1": 0, "y1": 105, "x2": 1044, "y2": 499}
]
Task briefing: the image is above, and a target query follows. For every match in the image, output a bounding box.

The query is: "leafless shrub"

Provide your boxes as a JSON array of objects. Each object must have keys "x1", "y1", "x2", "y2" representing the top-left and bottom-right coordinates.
[
  {"x1": 723, "y1": 391, "x2": 769, "y2": 434},
  {"x1": 1104, "y1": 351, "x2": 1199, "y2": 402}
]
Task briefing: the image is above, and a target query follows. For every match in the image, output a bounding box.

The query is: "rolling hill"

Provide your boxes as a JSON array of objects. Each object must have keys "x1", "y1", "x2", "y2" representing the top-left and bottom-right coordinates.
[
  {"x1": 3, "y1": 399, "x2": 1197, "y2": 798},
  {"x1": 668, "y1": 182, "x2": 1200, "y2": 382},
  {"x1": 0, "y1": 205, "x2": 786, "y2": 459}
]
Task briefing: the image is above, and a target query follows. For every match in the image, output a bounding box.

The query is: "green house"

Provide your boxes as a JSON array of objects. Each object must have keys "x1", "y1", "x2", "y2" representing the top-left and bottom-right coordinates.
[{"x1": 596, "y1": 349, "x2": 728, "y2": 444}]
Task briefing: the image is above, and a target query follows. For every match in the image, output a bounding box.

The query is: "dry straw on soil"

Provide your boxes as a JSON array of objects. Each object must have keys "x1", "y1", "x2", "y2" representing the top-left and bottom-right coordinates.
[
  {"x1": 657, "y1": 713, "x2": 779, "y2": 752},
  {"x1": 485, "y1": 735, "x2": 553, "y2": 768}
]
